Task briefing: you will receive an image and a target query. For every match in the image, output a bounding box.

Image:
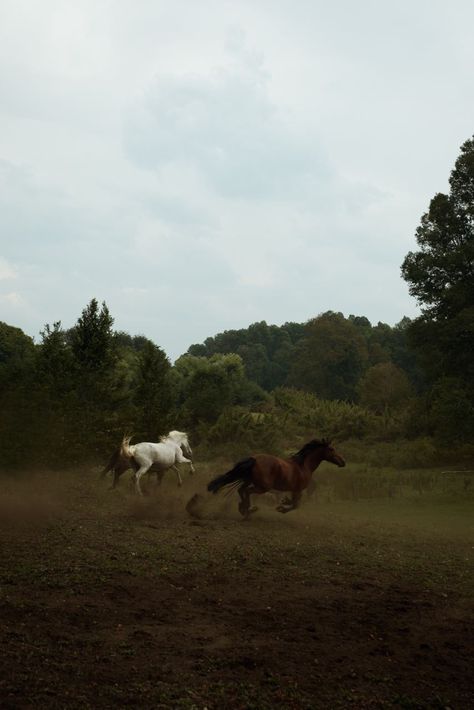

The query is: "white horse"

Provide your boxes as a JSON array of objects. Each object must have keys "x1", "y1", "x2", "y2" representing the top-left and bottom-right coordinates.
[{"x1": 101, "y1": 430, "x2": 195, "y2": 494}]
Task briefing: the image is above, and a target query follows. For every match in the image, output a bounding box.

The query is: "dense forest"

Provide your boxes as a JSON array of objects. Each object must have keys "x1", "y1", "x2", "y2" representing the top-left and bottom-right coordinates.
[{"x1": 1, "y1": 137, "x2": 473, "y2": 467}]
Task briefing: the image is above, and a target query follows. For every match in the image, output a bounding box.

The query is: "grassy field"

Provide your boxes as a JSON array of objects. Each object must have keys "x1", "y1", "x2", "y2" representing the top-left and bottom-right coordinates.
[{"x1": 0, "y1": 461, "x2": 473, "y2": 709}]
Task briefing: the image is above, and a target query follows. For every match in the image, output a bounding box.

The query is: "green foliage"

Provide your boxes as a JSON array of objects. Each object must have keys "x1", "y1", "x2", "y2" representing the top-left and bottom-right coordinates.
[
  {"x1": 172, "y1": 353, "x2": 264, "y2": 425},
  {"x1": 37, "y1": 321, "x2": 74, "y2": 394},
  {"x1": 288, "y1": 311, "x2": 369, "y2": 401},
  {"x1": 358, "y1": 362, "x2": 413, "y2": 415},
  {"x1": 271, "y1": 387, "x2": 377, "y2": 441},
  {"x1": 0, "y1": 321, "x2": 35, "y2": 390},
  {"x1": 401, "y1": 136, "x2": 474, "y2": 319},
  {"x1": 428, "y1": 377, "x2": 474, "y2": 441},
  {"x1": 201, "y1": 407, "x2": 286, "y2": 457},
  {"x1": 401, "y1": 136, "x2": 474, "y2": 443},
  {"x1": 188, "y1": 319, "x2": 305, "y2": 390},
  {"x1": 133, "y1": 340, "x2": 172, "y2": 439},
  {"x1": 69, "y1": 299, "x2": 115, "y2": 372}
]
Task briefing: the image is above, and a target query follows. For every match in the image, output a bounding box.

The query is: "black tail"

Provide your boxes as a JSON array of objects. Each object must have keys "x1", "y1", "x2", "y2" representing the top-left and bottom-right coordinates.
[
  {"x1": 101, "y1": 448, "x2": 121, "y2": 478},
  {"x1": 207, "y1": 457, "x2": 256, "y2": 494}
]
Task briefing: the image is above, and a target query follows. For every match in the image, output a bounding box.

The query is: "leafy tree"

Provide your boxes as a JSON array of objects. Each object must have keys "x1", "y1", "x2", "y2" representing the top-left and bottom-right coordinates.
[
  {"x1": 0, "y1": 323, "x2": 38, "y2": 466},
  {"x1": 358, "y1": 362, "x2": 412, "y2": 415},
  {"x1": 134, "y1": 340, "x2": 172, "y2": 439},
  {"x1": 401, "y1": 135, "x2": 474, "y2": 320},
  {"x1": 0, "y1": 321, "x2": 35, "y2": 390},
  {"x1": 401, "y1": 136, "x2": 474, "y2": 442},
  {"x1": 187, "y1": 320, "x2": 305, "y2": 391},
  {"x1": 428, "y1": 377, "x2": 474, "y2": 441},
  {"x1": 37, "y1": 321, "x2": 74, "y2": 393},
  {"x1": 172, "y1": 353, "x2": 264, "y2": 424},
  {"x1": 288, "y1": 312, "x2": 369, "y2": 401}
]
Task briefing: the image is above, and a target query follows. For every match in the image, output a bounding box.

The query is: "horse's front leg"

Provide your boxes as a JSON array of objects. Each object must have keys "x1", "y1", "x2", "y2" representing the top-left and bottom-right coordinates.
[
  {"x1": 176, "y1": 451, "x2": 193, "y2": 482},
  {"x1": 277, "y1": 491, "x2": 302, "y2": 513},
  {"x1": 172, "y1": 465, "x2": 183, "y2": 487}
]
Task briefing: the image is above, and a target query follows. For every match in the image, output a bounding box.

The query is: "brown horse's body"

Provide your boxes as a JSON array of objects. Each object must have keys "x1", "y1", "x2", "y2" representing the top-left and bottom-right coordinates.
[
  {"x1": 201, "y1": 438, "x2": 345, "y2": 518},
  {"x1": 249, "y1": 453, "x2": 318, "y2": 493}
]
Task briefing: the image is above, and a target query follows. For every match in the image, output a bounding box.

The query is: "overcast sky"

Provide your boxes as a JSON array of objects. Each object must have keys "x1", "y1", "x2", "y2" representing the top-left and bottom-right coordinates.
[{"x1": 1, "y1": 1, "x2": 473, "y2": 360}]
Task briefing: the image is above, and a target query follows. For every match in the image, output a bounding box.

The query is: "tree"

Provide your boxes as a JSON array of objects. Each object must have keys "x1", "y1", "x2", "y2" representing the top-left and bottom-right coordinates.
[
  {"x1": 358, "y1": 362, "x2": 412, "y2": 415},
  {"x1": 0, "y1": 323, "x2": 38, "y2": 465},
  {"x1": 0, "y1": 321, "x2": 35, "y2": 390},
  {"x1": 401, "y1": 136, "x2": 474, "y2": 442},
  {"x1": 172, "y1": 353, "x2": 262, "y2": 424},
  {"x1": 69, "y1": 299, "x2": 115, "y2": 372},
  {"x1": 187, "y1": 320, "x2": 305, "y2": 391},
  {"x1": 37, "y1": 321, "x2": 74, "y2": 393},
  {"x1": 288, "y1": 312, "x2": 369, "y2": 401},
  {"x1": 401, "y1": 136, "x2": 474, "y2": 319},
  {"x1": 134, "y1": 340, "x2": 172, "y2": 439}
]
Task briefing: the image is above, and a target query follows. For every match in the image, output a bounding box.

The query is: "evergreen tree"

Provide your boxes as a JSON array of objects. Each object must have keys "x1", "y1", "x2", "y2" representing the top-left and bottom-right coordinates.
[{"x1": 70, "y1": 298, "x2": 115, "y2": 372}]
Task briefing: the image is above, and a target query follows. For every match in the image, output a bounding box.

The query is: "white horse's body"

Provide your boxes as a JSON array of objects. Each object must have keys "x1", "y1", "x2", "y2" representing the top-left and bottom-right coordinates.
[{"x1": 122, "y1": 430, "x2": 195, "y2": 496}]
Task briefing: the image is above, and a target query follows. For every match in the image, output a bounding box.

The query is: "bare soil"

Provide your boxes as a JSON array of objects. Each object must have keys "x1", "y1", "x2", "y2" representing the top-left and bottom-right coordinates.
[{"x1": 0, "y1": 467, "x2": 473, "y2": 709}]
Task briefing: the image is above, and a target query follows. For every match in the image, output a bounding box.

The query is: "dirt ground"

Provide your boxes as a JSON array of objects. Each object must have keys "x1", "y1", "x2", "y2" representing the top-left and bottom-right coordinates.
[{"x1": 0, "y1": 466, "x2": 473, "y2": 709}]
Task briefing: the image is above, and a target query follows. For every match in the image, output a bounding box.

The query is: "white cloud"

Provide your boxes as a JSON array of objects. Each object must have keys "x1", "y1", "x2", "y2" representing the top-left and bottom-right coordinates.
[
  {"x1": 1, "y1": 1, "x2": 473, "y2": 358},
  {"x1": 0, "y1": 257, "x2": 17, "y2": 281},
  {"x1": 125, "y1": 65, "x2": 328, "y2": 200},
  {"x1": 0, "y1": 291, "x2": 22, "y2": 305}
]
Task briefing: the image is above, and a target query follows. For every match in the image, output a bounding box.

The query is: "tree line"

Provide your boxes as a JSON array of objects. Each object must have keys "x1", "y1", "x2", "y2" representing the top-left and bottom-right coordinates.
[{"x1": 1, "y1": 135, "x2": 473, "y2": 466}]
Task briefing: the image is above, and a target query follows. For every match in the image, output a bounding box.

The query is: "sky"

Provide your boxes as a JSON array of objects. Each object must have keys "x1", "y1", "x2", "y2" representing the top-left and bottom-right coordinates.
[{"x1": 0, "y1": 1, "x2": 473, "y2": 361}]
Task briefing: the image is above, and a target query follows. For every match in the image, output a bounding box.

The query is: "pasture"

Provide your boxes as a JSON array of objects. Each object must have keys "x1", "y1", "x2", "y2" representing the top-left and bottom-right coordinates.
[{"x1": 0, "y1": 461, "x2": 473, "y2": 709}]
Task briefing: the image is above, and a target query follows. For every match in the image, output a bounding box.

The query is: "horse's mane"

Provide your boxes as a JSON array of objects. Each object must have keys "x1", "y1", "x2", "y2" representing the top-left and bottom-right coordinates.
[
  {"x1": 291, "y1": 438, "x2": 330, "y2": 464},
  {"x1": 160, "y1": 430, "x2": 188, "y2": 443}
]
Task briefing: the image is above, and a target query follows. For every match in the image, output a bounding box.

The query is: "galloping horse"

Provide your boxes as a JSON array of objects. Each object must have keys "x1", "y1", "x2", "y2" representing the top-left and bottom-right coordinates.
[
  {"x1": 101, "y1": 431, "x2": 195, "y2": 494},
  {"x1": 188, "y1": 438, "x2": 345, "y2": 518}
]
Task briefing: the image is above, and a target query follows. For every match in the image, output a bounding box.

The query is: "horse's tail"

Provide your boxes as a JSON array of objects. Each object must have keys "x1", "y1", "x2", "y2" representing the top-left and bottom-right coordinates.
[
  {"x1": 101, "y1": 436, "x2": 133, "y2": 478},
  {"x1": 120, "y1": 435, "x2": 134, "y2": 458},
  {"x1": 100, "y1": 448, "x2": 120, "y2": 478},
  {"x1": 207, "y1": 457, "x2": 256, "y2": 494}
]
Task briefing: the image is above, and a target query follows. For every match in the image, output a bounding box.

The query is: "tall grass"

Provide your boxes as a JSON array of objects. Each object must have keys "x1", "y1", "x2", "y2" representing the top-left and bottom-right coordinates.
[{"x1": 312, "y1": 464, "x2": 474, "y2": 502}]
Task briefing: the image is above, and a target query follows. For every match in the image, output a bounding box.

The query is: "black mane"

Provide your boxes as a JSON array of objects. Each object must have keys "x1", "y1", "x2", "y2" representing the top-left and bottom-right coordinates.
[{"x1": 291, "y1": 438, "x2": 330, "y2": 464}]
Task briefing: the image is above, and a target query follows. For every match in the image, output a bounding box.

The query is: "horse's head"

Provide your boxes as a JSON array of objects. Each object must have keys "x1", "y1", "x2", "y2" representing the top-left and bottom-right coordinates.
[
  {"x1": 292, "y1": 438, "x2": 345, "y2": 468},
  {"x1": 162, "y1": 430, "x2": 194, "y2": 465},
  {"x1": 321, "y1": 440, "x2": 346, "y2": 468},
  {"x1": 165, "y1": 430, "x2": 188, "y2": 444}
]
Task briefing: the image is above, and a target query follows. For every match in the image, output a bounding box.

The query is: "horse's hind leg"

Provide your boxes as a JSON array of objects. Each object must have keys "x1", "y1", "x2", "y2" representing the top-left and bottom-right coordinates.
[
  {"x1": 238, "y1": 484, "x2": 259, "y2": 519},
  {"x1": 111, "y1": 467, "x2": 125, "y2": 489},
  {"x1": 134, "y1": 465, "x2": 151, "y2": 496}
]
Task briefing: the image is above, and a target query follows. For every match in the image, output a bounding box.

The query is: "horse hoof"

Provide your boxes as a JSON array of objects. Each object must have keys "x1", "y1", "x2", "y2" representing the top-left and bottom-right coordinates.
[
  {"x1": 249, "y1": 506, "x2": 258, "y2": 514},
  {"x1": 276, "y1": 505, "x2": 291, "y2": 514}
]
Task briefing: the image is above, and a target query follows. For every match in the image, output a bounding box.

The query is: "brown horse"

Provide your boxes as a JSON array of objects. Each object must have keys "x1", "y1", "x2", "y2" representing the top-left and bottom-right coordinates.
[{"x1": 196, "y1": 438, "x2": 345, "y2": 518}]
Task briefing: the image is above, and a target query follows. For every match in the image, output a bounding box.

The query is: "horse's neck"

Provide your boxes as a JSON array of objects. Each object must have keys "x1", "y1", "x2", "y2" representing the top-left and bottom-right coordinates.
[{"x1": 303, "y1": 450, "x2": 325, "y2": 473}]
